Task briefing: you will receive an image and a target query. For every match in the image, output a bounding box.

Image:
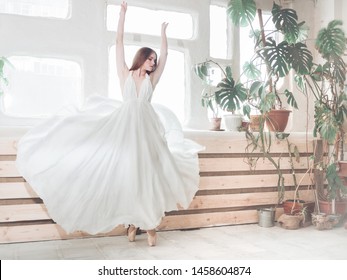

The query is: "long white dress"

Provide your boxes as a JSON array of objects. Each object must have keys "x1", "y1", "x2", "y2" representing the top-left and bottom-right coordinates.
[{"x1": 16, "y1": 72, "x2": 204, "y2": 234}]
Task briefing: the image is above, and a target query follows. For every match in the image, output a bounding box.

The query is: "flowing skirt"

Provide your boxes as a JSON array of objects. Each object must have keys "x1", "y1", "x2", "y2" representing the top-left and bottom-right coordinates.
[{"x1": 16, "y1": 96, "x2": 204, "y2": 234}]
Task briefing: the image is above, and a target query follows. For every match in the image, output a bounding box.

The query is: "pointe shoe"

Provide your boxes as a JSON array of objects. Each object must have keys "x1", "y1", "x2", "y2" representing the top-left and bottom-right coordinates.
[
  {"x1": 127, "y1": 225, "x2": 137, "y2": 242},
  {"x1": 147, "y1": 230, "x2": 157, "y2": 247}
]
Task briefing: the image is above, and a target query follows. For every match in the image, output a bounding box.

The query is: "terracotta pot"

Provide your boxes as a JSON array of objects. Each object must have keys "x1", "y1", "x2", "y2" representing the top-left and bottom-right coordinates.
[
  {"x1": 265, "y1": 109, "x2": 291, "y2": 132},
  {"x1": 282, "y1": 200, "x2": 315, "y2": 215},
  {"x1": 338, "y1": 161, "x2": 347, "y2": 177},
  {"x1": 209, "y1": 117, "x2": 222, "y2": 131},
  {"x1": 318, "y1": 199, "x2": 347, "y2": 216}
]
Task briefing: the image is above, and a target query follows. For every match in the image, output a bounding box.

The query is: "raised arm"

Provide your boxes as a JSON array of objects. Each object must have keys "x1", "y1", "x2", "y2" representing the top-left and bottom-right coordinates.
[
  {"x1": 151, "y1": 22, "x2": 169, "y2": 89},
  {"x1": 116, "y1": 1, "x2": 129, "y2": 87}
]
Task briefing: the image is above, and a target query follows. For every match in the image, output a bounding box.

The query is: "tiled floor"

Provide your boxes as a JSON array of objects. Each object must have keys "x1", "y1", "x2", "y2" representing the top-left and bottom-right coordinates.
[{"x1": 1, "y1": 223, "x2": 346, "y2": 260}]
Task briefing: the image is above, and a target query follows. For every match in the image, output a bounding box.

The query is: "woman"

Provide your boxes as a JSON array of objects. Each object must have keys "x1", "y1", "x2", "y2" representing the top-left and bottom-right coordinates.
[{"x1": 16, "y1": 1, "x2": 203, "y2": 247}]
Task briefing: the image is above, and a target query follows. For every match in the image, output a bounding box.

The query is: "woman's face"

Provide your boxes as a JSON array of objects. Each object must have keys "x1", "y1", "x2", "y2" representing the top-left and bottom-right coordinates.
[{"x1": 143, "y1": 52, "x2": 157, "y2": 72}]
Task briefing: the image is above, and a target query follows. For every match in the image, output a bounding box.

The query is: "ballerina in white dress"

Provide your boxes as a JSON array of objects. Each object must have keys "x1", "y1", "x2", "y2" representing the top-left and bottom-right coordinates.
[{"x1": 15, "y1": 1, "x2": 203, "y2": 246}]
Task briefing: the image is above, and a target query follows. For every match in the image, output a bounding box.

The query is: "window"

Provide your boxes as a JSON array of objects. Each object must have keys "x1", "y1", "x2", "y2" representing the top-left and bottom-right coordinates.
[
  {"x1": 0, "y1": 0, "x2": 70, "y2": 19},
  {"x1": 107, "y1": 5, "x2": 194, "y2": 40},
  {"x1": 108, "y1": 45, "x2": 185, "y2": 123},
  {"x1": 210, "y1": 5, "x2": 229, "y2": 59},
  {"x1": 239, "y1": 13, "x2": 275, "y2": 78},
  {"x1": 2, "y1": 56, "x2": 82, "y2": 117}
]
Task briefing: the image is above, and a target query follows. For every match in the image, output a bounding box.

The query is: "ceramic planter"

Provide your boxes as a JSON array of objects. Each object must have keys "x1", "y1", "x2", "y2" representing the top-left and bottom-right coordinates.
[{"x1": 223, "y1": 114, "x2": 242, "y2": 131}]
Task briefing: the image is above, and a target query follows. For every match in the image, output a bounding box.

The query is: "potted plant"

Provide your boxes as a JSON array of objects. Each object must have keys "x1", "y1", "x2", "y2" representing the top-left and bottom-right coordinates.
[
  {"x1": 226, "y1": 0, "x2": 313, "y2": 132},
  {"x1": 194, "y1": 60, "x2": 249, "y2": 131},
  {"x1": 298, "y1": 20, "x2": 347, "y2": 222},
  {"x1": 225, "y1": 0, "x2": 314, "y2": 208},
  {"x1": 194, "y1": 61, "x2": 222, "y2": 130}
]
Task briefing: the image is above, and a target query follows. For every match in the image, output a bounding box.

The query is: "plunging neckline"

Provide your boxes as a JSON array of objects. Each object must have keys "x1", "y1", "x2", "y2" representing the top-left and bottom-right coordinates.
[{"x1": 131, "y1": 72, "x2": 148, "y2": 98}]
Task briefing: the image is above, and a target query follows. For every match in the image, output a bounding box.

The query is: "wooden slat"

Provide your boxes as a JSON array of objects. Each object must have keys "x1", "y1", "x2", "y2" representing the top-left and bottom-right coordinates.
[
  {"x1": 158, "y1": 208, "x2": 285, "y2": 231},
  {"x1": 0, "y1": 204, "x2": 50, "y2": 223},
  {"x1": 184, "y1": 132, "x2": 315, "y2": 154},
  {"x1": 0, "y1": 224, "x2": 126, "y2": 244},
  {"x1": 0, "y1": 182, "x2": 38, "y2": 199},
  {"x1": 0, "y1": 138, "x2": 18, "y2": 155},
  {"x1": 189, "y1": 190, "x2": 314, "y2": 210},
  {"x1": 0, "y1": 161, "x2": 20, "y2": 177},
  {"x1": 199, "y1": 157, "x2": 310, "y2": 172},
  {"x1": 199, "y1": 173, "x2": 314, "y2": 190}
]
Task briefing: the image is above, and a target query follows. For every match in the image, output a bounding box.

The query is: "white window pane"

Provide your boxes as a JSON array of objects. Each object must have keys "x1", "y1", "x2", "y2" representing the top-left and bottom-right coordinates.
[
  {"x1": 2, "y1": 56, "x2": 82, "y2": 117},
  {"x1": 109, "y1": 45, "x2": 185, "y2": 123},
  {"x1": 107, "y1": 5, "x2": 193, "y2": 40},
  {"x1": 210, "y1": 5, "x2": 228, "y2": 59},
  {"x1": 0, "y1": 0, "x2": 70, "y2": 19}
]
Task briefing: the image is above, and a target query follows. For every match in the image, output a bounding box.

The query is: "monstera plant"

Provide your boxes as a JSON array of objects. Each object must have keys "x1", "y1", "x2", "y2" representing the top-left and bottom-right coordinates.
[
  {"x1": 194, "y1": 60, "x2": 249, "y2": 130},
  {"x1": 223, "y1": 0, "x2": 317, "y2": 207},
  {"x1": 227, "y1": 0, "x2": 313, "y2": 132},
  {"x1": 297, "y1": 20, "x2": 347, "y2": 218}
]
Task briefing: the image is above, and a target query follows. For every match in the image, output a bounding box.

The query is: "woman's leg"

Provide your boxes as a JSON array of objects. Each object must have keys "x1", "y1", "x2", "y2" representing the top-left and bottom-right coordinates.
[
  {"x1": 146, "y1": 229, "x2": 157, "y2": 246},
  {"x1": 127, "y1": 225, "x2": 137, "y2": 242}
]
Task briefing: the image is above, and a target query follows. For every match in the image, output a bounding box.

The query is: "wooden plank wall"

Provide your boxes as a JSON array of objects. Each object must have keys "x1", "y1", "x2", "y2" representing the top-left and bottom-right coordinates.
[{"x1": 0, "y1": 132, "x2": 316, "y2": 243}]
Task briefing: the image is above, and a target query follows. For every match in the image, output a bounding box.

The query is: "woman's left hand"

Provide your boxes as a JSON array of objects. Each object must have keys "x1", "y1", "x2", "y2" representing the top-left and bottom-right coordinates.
[{"x1": 161, "y1": 22, "x2": 169, "y2": 36}]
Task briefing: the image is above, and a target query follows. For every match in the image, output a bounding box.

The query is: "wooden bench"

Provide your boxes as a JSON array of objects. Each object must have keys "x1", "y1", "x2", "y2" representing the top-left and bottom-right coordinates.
[{"x1": 0, "y1": 132, "x2": 315, "y2": 243}]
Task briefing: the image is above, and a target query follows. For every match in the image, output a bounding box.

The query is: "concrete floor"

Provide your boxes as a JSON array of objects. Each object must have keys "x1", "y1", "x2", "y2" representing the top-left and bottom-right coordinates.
[{"x1": 1, "y1": 223, "x2": 346, "y2": 260}]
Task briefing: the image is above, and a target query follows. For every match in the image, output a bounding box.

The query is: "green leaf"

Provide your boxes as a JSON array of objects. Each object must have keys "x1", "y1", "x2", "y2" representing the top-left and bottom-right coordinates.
[
  {"x1": 272, "y1": 3, "x2": 299, "y2": 44},
  {"x1": 326, "y1": 163, "x2": 346, "y2": 199},
  {"x1": 315, "y1": 20, "x2": 346, "y2": 59},
  {"x1": 227, "y1": 0, "x2": 256, "y2": 27},
  {"x1": 332, "y1": 55, "x2": 346, "y2": 86},
  {"x1": 249, "y1": 81, "x2": 263, "y2": 98},
  {"x1": 314, "y1": 103, "x2": 339, "y2": 144},
  {"x1": 243, "y1": 104, "x2": 251, "y2": 118},
  {"x1": 284, "y1": 89, "x2": 298, "y2": 109},
  {"x1": 294, "y1": 74, "x2": 306, "y2": 93},
  {"x1": 226, "y1": 66, "x2": 233, "y2": 80},
  {"x1": 263, "y1": 38, "x2": 290, "y2": 77},
  {"x1": 287, "y1": 42, "x2": 313, "y2": 75},
  {"x1": 243, "y1": 61, "x2": 261, "y2": 79},
  {"x1": 216, "y1": 77, "x2": 247, "y2": 112}
]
